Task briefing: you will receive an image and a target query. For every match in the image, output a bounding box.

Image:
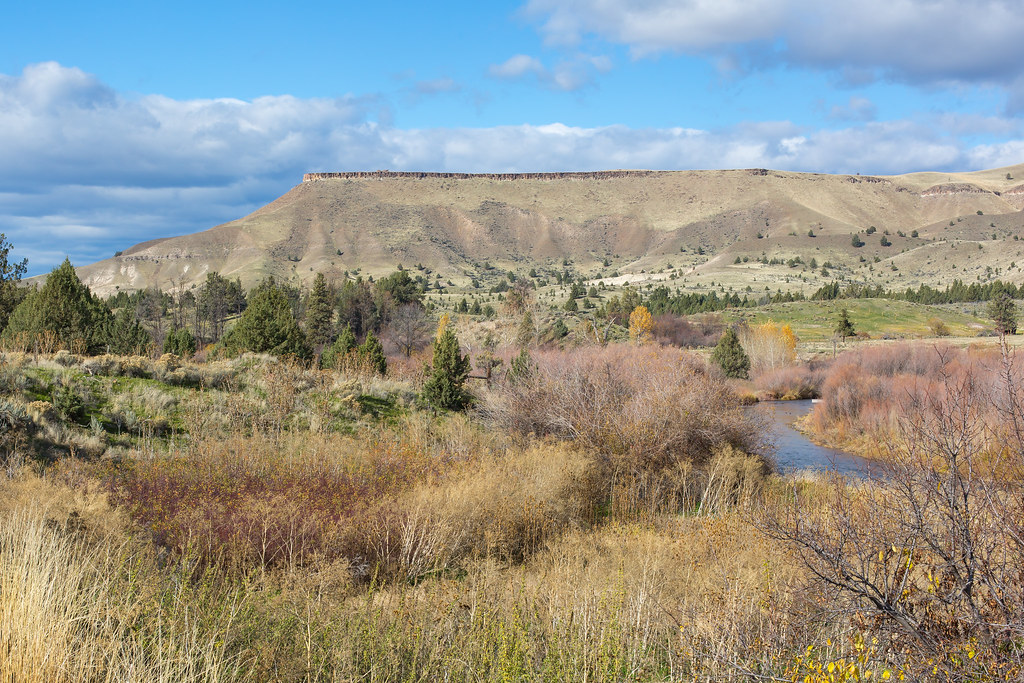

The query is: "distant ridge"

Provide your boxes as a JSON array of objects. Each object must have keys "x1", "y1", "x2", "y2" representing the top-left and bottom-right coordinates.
[
  {"x1": 303, "y1": 170, "x2": 659, "y2": 182},
  {"x1": 67, "y1": 162, "x2": 1024, "y2": 297}
]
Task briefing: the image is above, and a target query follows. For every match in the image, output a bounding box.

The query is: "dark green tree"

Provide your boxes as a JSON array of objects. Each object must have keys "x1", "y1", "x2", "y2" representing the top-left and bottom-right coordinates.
[
  {"x1": 422, "y1": 328, "x2": 472, "y2": 411},
  {"x1": 835, "y1": 308, "x2": 856, "y2": 341},
  {"x1": 2, "y1": 258, "x2": 110, "y2": 353},
  {"x1": 304, "y1": 273, "x2": 335, "y2": 349},
  {"x1": 507, "y1": 348, "x2": 534, "y2": 384},
  {"x1": 322, "y1": 325, "x2": 357, "y2": 369},
  {"x1": 222, "y1": 277, "x2": 311, "y2": 359},
  {"x1": 104, "y1": 305, "x2": 153, "y2": 355},
  {"x1": 851, "y1": 234, "x2": 865, "y2": 248},
  {"x1": 0, "y1": 233, "x2": 28, "y2": 331},
  {"x1": 358, "y1": 330, "x2": 387, "y2": 375},
  {"x1": 711, "y1": 328, "x2": 750, "y2": 379},
  {"x1": 163, "y1": 327, "x2": 197, "y2": 357},
  {"x1": 988, "y1": 292, "x2": 1018, "y2": 335}
]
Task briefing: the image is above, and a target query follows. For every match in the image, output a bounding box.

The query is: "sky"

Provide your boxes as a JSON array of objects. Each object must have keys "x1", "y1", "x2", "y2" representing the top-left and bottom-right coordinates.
[{"x1": 2, "y1": 0, "x2": 1024, "y2": 276}]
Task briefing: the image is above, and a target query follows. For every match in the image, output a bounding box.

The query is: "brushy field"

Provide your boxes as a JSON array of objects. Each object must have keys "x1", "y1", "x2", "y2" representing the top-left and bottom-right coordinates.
[{"x1": 1, "y1": 341, "x2": 1022, "y2": 681}]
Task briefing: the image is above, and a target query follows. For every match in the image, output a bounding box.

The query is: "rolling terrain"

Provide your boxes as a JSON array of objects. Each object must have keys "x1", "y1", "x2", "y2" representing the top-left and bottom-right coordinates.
[{"x1": 72, "y1": 164, "x2": 1024, "y2": 297}]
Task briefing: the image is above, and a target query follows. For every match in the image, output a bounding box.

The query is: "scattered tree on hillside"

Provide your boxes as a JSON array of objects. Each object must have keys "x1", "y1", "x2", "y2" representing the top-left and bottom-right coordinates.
[
  {"x1": 835, "y1": 308, "x2": 856, "y2": 341},
  {"x1": 988, "y1": 292, "x2": 1018, "y2": 335},
  {"x1": 711, "y1": 328, "x2": 750, "y2": 379},
  {"x1": 423, "y1": 327, "x2": 472, "y2": 411},
  {"x1": 628, "y1": 305, "x2": 653, "y2": 344},
  {"x1": 222, "y1": 277, "x2": 311, "y2": 359},
  {"x1": 851, "y1": 234, "x2": 865, "y2": 248}
]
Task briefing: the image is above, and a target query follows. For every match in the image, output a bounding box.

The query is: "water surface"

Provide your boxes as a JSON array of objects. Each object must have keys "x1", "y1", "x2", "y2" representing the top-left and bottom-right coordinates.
[{"x1": 754, "y1": 400, "x2": 874, "y2": 476}]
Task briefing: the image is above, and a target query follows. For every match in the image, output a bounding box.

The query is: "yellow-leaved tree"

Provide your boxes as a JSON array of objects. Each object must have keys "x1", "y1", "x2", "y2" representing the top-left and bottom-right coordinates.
[
  {"x1": 738, "y1": 320, "x2": 797, "y2": 374},
  {"x1": 628, "y1": 305, "x2": 653, "y2": 344}
]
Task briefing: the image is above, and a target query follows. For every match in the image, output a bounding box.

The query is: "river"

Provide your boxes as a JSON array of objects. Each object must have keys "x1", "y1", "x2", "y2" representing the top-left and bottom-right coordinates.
[{"x1": 754, "y1": 400, "x2": 874, "y2": 476}]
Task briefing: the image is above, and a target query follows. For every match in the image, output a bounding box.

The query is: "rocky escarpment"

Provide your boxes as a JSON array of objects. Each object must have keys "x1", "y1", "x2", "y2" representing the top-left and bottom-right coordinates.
[
  {"x1": 920, "y1": 183, "x2": 998, "y2": 198},
  {"x1": 1004, "y1": 183, "x2": 1024, "y2": 210},
  {"x1": 303, "y1": 170, "x2": 662, "y2": 182}
]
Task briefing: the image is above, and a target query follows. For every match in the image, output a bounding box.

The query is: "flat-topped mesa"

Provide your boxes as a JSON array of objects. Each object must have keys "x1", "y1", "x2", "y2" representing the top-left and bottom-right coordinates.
[{"x1": 302, "y1": 170, "x2": 660, "y2": 182}]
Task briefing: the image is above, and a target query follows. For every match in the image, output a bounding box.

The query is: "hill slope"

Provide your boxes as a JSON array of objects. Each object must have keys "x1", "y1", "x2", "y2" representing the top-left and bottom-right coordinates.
[{"x1": 74, "y1": 164, "x2": 1024, "y2": 296}]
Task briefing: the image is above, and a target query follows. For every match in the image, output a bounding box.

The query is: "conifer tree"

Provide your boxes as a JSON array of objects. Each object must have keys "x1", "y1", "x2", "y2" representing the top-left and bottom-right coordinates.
[
  {"x1": 359, "y1": 330, "x2": 387, "y2": 375},
  {"x1": 222, "y1": 277, "x2": 311, "y2": 359},
  {"x1": 711, "y1": 328, "x2": 750, "y2": 379},
  {"x1": 988, "y1": 292, "x2": 1018, "y2": 335},
  {"x1": 2, "y1": 258, "x2": 110, "y2": 353},
  {"x1": 163, "y1": 327, "x2": 197, "y2": 357},
  {"x1": 423, "y1": 327, "x2": 472, "y2": 411},
  {"x1": 304, "y1": 273, "x2": 334, "y2": 349},
  {"x1": 321, "y1": 325, "x2": 356, "y2": 369},
  {"x1": 835, "y1": 308, "x2": 856, "y2": 341},
  {"x1": 105, "y1": 305, "x2": 152, "y2": 356}
]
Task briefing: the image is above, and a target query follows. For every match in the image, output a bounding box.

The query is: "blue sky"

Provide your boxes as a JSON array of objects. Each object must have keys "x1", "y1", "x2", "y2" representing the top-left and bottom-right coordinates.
[{"x1": 2, "y1": 0, "x2": 1023, "y2": 275}]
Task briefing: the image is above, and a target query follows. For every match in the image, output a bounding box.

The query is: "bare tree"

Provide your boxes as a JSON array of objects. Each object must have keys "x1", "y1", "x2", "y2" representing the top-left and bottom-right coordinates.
[{"x1": 387, "y1": 303, "x2": 431, "y2": 357}]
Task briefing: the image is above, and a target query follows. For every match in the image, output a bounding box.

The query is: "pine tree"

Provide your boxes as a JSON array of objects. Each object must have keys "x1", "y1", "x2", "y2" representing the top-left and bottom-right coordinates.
[
  {"x1": 988, "y1": 292, "x2": 1018, "y2": 335},
  {"x1": 517, "y1": 311, "x2": 534, "y2": 348},
  {"x1": 359, "y1": 330, "x2": 387, "y2": 375},
  {"x1": 304, "y1": 272, "x2": 335, "y2": 349},
  {"x1": 422, "y1": 328, "x2": 472, "y2": 411},
  {"x1": 711, "y1": 328, "x2": 750, "y2": 379},
  {"x1": 835, "y1": 308, "x2": 856, "y2": 341},
  {"x1": 222, "y1": 277, "x2": 311, "y2": 359}
]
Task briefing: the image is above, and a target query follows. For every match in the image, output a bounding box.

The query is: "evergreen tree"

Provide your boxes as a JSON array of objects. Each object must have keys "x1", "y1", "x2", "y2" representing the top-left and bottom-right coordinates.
[
  {"x1": 422, "y1": 328, "x2": 472, "y2": 411},
  {"x1": 163, "y1": 327, "x2": 197, "y2": 357},
  {"x1": 563, "y1": 297, "x2": 578, "y2": 313},
  {"x1": 222, "y1": 277, "x2": 311, "y2": 359},
  {"x1": 988, "y1": 292, "x2": 1018, "y2": 335},
  {"x1": 105, "y1": 305, "x2": 153, "y2": 355},
  {"x1": 835, "y1": 308, "x2": 856, "y2": 341},
  {"x1": 304, "y1": 273, "x2": 335, "y2": 348},
  {"x1": 1, "y1": 258, "x2": 110, "y2": 353},
  {"x1": 711, "y1": 328, "x2": 750, "y2": 379},
  {"x1": 508, "y1": 348, "x2": 534, "y2": 384},
  {"x1": 358, "y1": 330, "x2": 387, "y2": 375},
  {"x1": 0, "y1": 233, "x2": 28, "y2": 332},
  {"x1": 322, "y1": 325, "x2": 357, "y2": 369},
  {"x1": 517, "y1": 310, "x2": 534, "y2": 348}
]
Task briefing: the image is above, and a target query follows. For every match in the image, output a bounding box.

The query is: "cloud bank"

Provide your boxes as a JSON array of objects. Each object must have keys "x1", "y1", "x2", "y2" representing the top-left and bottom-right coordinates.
[
  {"x1": 1, "y1": 62, "x2": 1022, "y2": 274},
  {"x1": 525, "y1": 0, "x2": 1024, "y2": 89}
]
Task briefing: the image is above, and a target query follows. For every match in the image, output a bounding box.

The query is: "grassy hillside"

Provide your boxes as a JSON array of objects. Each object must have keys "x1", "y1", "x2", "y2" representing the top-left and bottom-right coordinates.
[{"x1": 68, "y1": 163, "x2": 1024, "y2": 297}]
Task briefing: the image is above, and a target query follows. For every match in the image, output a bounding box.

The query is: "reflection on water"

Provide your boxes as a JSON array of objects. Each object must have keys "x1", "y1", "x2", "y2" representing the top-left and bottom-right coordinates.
[{"x1": 754, "y1": 400, "x2": 874, "y2": 476}]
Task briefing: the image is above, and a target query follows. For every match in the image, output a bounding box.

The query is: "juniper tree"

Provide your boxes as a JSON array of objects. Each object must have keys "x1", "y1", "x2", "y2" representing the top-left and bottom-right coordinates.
[
  {"x1": 304, "y1": 273, "x2": 335, "y2": 349},
  {"x1": 835, "y1": 308, "x2": 856, "y2": 341},
  {"x1": 358, "y1": 330, "x2": 387, "y2": 375},
  {"x1": 222, "y1": 277, "x2": 311, "y2": 360},
  {"x1": 711, "y1": 328, "x2": 750, "y2": 379},
  {"x1": 422, "y1": 327, "x2": 471, "y2": 411}
]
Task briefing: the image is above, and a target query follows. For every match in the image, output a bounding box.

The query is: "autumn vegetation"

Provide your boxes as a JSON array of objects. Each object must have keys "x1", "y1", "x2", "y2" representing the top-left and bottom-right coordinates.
[{"x1": 2, "y1": 243, "x2": 1024, "y2": 681}]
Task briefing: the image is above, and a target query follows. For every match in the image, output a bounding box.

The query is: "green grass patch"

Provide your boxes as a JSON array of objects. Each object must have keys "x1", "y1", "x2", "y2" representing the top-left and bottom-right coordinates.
[{"x1": 723, "y1": 298, "x2": 990, "y2": 341}]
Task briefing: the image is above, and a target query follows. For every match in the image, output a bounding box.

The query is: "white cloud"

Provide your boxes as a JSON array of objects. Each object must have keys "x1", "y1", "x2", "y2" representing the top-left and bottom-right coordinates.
[
  {"x1": 488, "y1": 53, "x2": 612, "y2": 91},
  {"x1": 488, "y1": 54, "x2": 547, "y2": 79},
  {"x1": 524, "y1": 0, "x2": 1024, "y2": 89},
  {"x1": 2, "y1": 62, "x2": 1022, "y2": 275}
]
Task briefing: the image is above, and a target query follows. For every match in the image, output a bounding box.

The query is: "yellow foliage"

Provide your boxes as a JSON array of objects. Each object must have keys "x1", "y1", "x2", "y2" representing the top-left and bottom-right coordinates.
[
  {"x1": 628, "y1": 305, "x2": 653, "y2": 344},
  {"x1": 435, "y1": 312, "x2": 451, "y2": 340}
]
